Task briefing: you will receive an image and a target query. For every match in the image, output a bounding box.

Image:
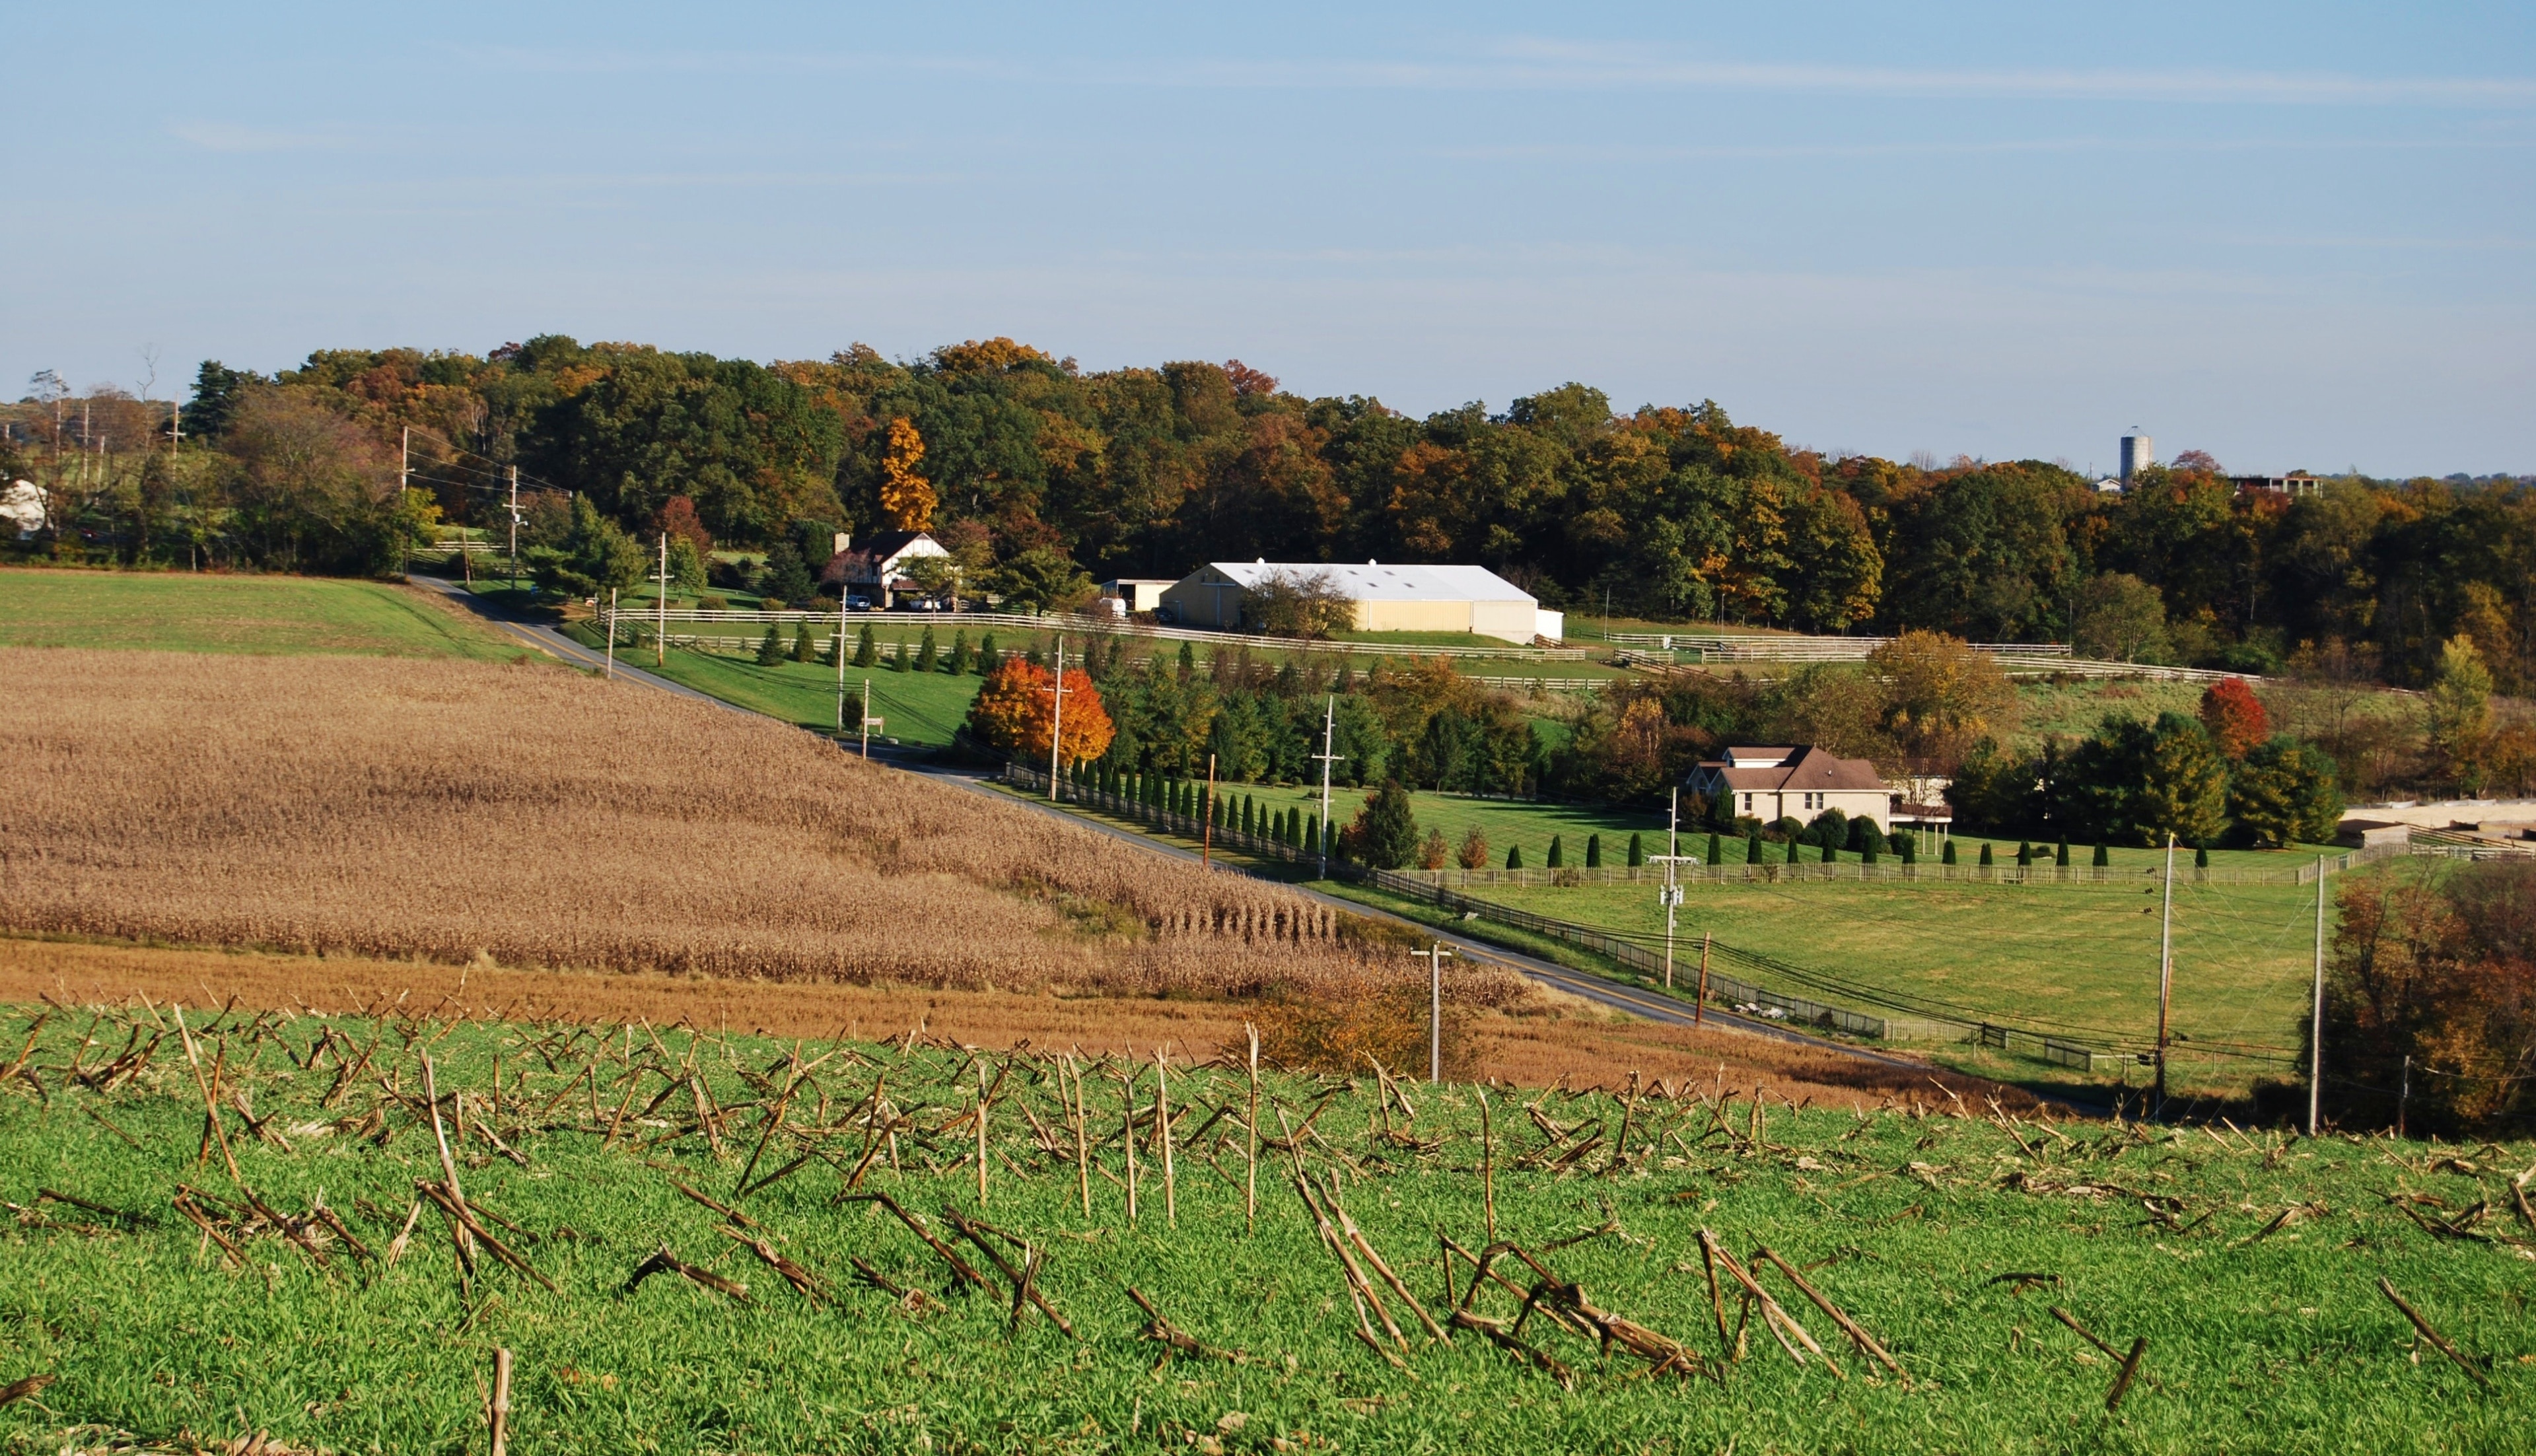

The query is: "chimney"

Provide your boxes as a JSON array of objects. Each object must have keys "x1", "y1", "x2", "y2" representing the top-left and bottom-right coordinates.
[{"x1": 834, "y1": 532, "x2": 850, "y2": 556}]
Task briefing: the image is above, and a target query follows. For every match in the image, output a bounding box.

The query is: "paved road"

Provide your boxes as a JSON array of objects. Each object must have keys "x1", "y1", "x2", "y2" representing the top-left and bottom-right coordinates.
[{"x1": 409, "y1": 575, "x2": 1932, "y2": 1073}]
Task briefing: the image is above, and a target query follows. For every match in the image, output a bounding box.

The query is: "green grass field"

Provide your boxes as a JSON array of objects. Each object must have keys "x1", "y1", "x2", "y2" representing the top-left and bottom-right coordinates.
[
  {"x1": 616, "y1": 642, "x2": 990, "y2": 747},
  {"x1": 0, "y1": 569, "x2": 518, "y2": 660},
  {"x1": 3, "y1": 1005, "x2": 2526, "y2": 1455}
]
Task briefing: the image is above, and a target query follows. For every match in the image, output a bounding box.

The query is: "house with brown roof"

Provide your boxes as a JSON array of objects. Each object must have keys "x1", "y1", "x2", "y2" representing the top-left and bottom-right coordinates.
[
  {"x1": 1685, "y1": 745, "x2": 1896, "y2": 831},
  {"x1": 819, "y1": 530, "x2": 951, "y2": 608}
]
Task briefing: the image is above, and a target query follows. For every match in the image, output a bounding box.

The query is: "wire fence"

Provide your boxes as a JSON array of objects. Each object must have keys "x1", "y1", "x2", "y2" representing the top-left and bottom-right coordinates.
[{"x1": 605, "y1": 607, "x2": 1587, "y2": 662}]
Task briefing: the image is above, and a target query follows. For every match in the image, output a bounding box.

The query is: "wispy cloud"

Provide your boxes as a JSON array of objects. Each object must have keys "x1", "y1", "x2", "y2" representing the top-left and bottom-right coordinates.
[{"x1": 461, "y1": 40, "x2": 2536, "y2": 108}]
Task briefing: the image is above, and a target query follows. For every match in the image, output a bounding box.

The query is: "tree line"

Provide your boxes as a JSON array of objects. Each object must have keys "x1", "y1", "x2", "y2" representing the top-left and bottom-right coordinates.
[{"x1": 9, "y1": 338, "x2": 2532, "y2": 692}]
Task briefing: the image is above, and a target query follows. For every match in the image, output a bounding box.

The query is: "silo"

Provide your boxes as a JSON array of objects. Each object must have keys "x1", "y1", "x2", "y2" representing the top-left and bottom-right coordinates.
[{"x1": 2119, "y1": 433, "x2": 2154, "y2": 484}]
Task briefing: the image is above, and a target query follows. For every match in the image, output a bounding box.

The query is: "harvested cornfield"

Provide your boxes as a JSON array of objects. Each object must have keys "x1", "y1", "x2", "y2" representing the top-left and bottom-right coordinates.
[{"x1": 0, "y1": 648, "x2": 1524, "y2": 1006}]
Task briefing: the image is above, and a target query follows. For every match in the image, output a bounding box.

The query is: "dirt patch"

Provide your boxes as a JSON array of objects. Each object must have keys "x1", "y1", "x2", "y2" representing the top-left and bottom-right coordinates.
[{"x1": 0, "y1": 935, "x2": 2043, "y2": 1111}]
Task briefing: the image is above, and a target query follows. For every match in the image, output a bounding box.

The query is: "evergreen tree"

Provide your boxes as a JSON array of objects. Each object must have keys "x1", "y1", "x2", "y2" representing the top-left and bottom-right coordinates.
[
  {"x1": 2093, "y1": 843, "x2": 2110, "y2": 866},
  {"x1": 913, "y1": 627, "x2": 937, "y2": 674},
  {"x1": 1628, "y1": 832, "x2": 1644, "y2": 867},
  {"x1": 1306, "y1": 813, "x2": 1320, "y2": 856},
  {"x1": 2016, "y1": 841, "x2": 2032, "y2": 866},
  {"x1": 1506, "y1": 844, "x2": 1524, "y2": 870},
  {"x1": 1979, "y1": 843, "x2": 1994, "y2": 867},
  {"x1": 2055, "y1": 841, "x2": 2070, "y2": 867},
  {"x1": 1861, "y1": 834, "x2": 1879, "y2": 864},
  {"x1": 2195, "y1": 845, "x2": 2210, "y2": 868},
  {"x1": 947, "y1": 630, "x2": 973, "y2": 674},
  {"x1": 1547, "y1": 834, "x2": 1565, "y2": 868},
  {"x1": 1346, "y1": 780, "x2": 1420, "y2": 870},
  {"x1": 1820, "y1": 839, "x2": 1835, "y2": 864},
  {"x1": 1707, "y1": 831, "x2": 1722, "y2": 865},
  {"x1": 754, "y1": 625, "x2": 783, "y2": 664},
  {"x1": 1746, "y1": 828, "x2": 1764, "y2": 864},
  {"x1": 1900, "y1": 835, "x2": 1916, "y2": 865},
  {"x1": 760, "y1": 541, "x2": 814, "y2": 606},
  {"x1": 1942, "y1": 839, "x2": 1957, "y2": 865},
  {"x1": 1585, "y1": 833, "x2": 1602, "y2": 868},
  {"x1": 1785, "y1": 837, "x2": 1802, "y2": 865},
  {"x1": 792, "y1": 623, "x2": 813, "y2": 663},
  {"x1": 977, "y1": 633, "x2": 999, "y2": 674},
  {"x1": 853, "y1": 624, "x2": 878, "y2": 667}
]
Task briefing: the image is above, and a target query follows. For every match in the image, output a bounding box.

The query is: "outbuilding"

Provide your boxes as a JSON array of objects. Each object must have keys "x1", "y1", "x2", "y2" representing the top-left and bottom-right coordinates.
[{"x1": 1158, "y1": 560, "x2": 1562, "y2": 643}]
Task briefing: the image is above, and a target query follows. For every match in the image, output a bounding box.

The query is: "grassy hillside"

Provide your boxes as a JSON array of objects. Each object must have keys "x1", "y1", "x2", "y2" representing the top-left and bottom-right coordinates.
[
  {"x1": 0, "y1": 568, "x2": 517, "y2": 659},
  {"x1": 0, "y1": 1006, "x2": 2522, "y2": 1455}
]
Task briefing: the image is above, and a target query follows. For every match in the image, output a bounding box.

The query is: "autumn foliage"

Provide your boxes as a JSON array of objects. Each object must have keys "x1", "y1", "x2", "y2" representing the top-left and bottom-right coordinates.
[
  {"x1": 878, "y1": 417, "x2": 935, "y2": 533},
  {"x1": 2199, "y1": 677, "x2": 2269, "y2": 759},
  {"x1": 965, "y1": 657, "x2": 1114, "y2": 767},
  {"x1": 2319, "y1": 862, "x2": 2536, "y2": 1134}
]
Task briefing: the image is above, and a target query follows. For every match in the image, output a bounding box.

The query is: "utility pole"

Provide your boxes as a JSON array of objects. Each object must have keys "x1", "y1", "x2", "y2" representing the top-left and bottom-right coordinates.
[
  {"x1": 2155, "y1": 833, "x2": 2176, "y2": 1121},
  {"x1": 2308, "y1": 856, "x2": 2328, "y2": 1138},
  {"x1": 1412, "y1": 943, "x2": 1456, "y2": 1082},
  {"x1": 396, "y1": 425, "x2": 410, "y2": 578},
  {"x1": 1202, "y1": 753, "x2": 1217, "y2": 867},
  {"x1": 860, "y1": 677, "x2": 872, "y2": 759},
  {"x1": 507, "y1": 466, "x2": 520, "y2": 592},
  {"x1": 1694, "y1": 932, "x2": 1712, "y2": 1026},
  {"x1": 604, "y1": 587, "x2": 617, "y2": 680},
  {"x1": 167, "y1": 401, "x2": 180, "y2": 448},
  {"x1": 835, "y1": 600, "x2": 849, "y2": 734},
  {"x1": 1043, "y1": 636, "x2": 1068, "y2": 800},
  {"x1": 655, "y1": 534, "x2": 668, "y2": 668},
  {"x1": 1311, "y1": 695, "x2": 1343, "y2": 880},
  {"x1": 1646, "y1": 786, "x2": 1697, "y2": 990}
]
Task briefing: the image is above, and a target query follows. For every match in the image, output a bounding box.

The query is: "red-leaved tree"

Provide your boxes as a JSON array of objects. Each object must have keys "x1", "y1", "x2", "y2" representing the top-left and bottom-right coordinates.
[{"x1": 2199, "y1": 677, "x2": 2269, "y2": 759}]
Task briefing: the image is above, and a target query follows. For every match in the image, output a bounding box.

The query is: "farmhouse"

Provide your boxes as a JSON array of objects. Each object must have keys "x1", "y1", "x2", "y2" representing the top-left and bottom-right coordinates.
[
  {"x1": 819, "y1": 530, "x2": 950, "y2": 608},
  {"x1": 1686, "y1": 745, "x2": 1896, "y2": 831},
  {"x1": 1158, "y1": 560, "x2": 1563, "y2": 643}
]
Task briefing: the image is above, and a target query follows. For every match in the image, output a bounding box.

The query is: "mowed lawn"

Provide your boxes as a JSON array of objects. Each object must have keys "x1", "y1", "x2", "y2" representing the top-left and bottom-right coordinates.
[
  {"x1": 1473, "y1": 868, "x2": 2367, "y2": 1062},
  {"x1": 0, "y1": 569, "x2": 517, "y2": 660},
  {"x1": 627, "y1": 644, "x2": 989, "y2": 747}
]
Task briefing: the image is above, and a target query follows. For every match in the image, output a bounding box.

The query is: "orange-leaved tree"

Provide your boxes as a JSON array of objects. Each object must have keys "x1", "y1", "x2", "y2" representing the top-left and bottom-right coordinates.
[
  {"x1": 2199, "y1": 676, "x2": 2269, "y2": 759},
  {"x1": 963, "y1": 658, "x2": 1113, "y2": 767},
  {"x1": 880, "y1": 418, "x2": 935, "y2": 533}
]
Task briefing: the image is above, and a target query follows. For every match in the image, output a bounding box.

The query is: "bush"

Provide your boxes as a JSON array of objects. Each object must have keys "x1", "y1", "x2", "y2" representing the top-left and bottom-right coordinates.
[
  {"x1": 852, "y1": 625, "x2": 878, "y2": 668},
  {"x1": 1860, "y1": 835, "x2": 1878, "y2": 864},
  {"x1": 1546, "y1": 834, "x2": 1565, "y2": 869},
  {"x1": 1506, "y1": 845, "x2": 1524, "y2": 870},
  {"x1": 1584, "y1": 833, "x2": 1602, "y2": 869},
  {"x1": 1942, "y1": 839, "x2": 1957, "y2": 865},
  {"x1": 2055, "y1": 841, "x2": 2070, "y2": 867},
  {"x1": 754, "y1": 626, "x2": 783, "y2": 665},
  {"x1": 791, "y1": 623, "x2": 813, "y2": 663},
  {"x1": 2016, "y1": 841, "x2": 2032, "y2": 867},
  {"x1": 1419, "y1": 829, "x2": 1450, "y2": 871},
  {"x1": 1978, "y1": 843, "x2": 1994, "y2": 867},
  {"x1": 1745, "y1": 829, "x2": 1764, "y2": 864},
  {"x1": 1707, "y1": 832, "x2": 1722, "y2": 866},
  {"x1": 913, "y1": 628, "x2": 937, "y2": 674},
  {"x1": 1808, "y1": 808, "x2": 1849, "y2": 850},
  {"x1": 1819, "y1": 839, "x2": 1835, "y2": 864},
  {"x1": 2093, "y1": 843, "x2": 2110, "y2": 867},
  {"x1": 1456, "y1": 827, "x2": 1489, "y2": 870},
  {"x1": 1627, "y1": 832, "x2": 1643, "y2": 867}
]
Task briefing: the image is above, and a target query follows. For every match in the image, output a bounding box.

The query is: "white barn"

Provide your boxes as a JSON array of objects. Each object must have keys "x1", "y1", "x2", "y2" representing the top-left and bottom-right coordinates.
[{"x1": 1159, "y1": 561, "x2": 1563, "y2": 644}]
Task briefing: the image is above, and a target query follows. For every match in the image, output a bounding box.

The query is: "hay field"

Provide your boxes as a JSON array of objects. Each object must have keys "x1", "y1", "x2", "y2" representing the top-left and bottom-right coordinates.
[{"x1": 0, "y1": 648, "x2": 1522, "y2": 1007}]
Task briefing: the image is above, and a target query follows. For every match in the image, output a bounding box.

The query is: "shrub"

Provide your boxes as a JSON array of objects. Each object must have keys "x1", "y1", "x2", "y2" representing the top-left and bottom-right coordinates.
[
  {"x1": 2016, "y1": 841, "x2": 2032, "y2": 866},
  {"x1": 754, "y1": 626, "x2": 783, "y2": 665},
  {"x1": 1860, "y1": 835, "x2": 1878, "y2": 864},
  {"x1": 1942, "y1": 839, "x2": 1957, "y2": 865},
  {"x1": 1547, "y1": 834, "x2": 1565, "y2": 869},
  {"x1": 2055, "y1": 841, "x2": 2070, "y2": 867},
  {"x1": 1419, "y1": 828, "x2": 1450, "y2": 871},
  {"x1": 977, "y1": 633, "x2": 999, "y2": 672},
  {"x1": 791, "y1": 623, "x2": 813, "y2": 664},
  {"x1": 1808, "y1": 808, "x2": 1849, "y2": 850},
  {"x1": 1457, "y1": 827, "x2": 1489, "y2": 870},
  {"x1": 913, "y1": 628, "x2": 937, "y2": 674},
  {"x1": 1899, "y1": 835, "x2": 1916, "y2": 865},
  {"x1": 2195, "y1": 845, "x2": 2210, "y2": 868},
  {"x1": 1627, "y1": 832, "x2": 1644, "y2": 868},
  {"x1": 1584, "y1": 833, "x2": 1602, "y2": 869},
  {"x1": 1707, "y1": 832, "x2": 1722, "y2": 866},
  {"x1": 852, "y1": 625, "x2": 878, "y2": 668},
  {"x1": 2093, "y1": 843, "x2": 2110, "y2": 866},
  {"x1": 1506, "y1": 845, "x2": 1524, "y2": 870},
  {"x1": 1978, "y1": 843, "x2": 1994, "y2": 867},
  {"x1": 1746, "y1": 828, "x2": 1764, "y2": 864},
  {"x1": 1819, "y1": 839, "x2": 1835, "y2": 864}
]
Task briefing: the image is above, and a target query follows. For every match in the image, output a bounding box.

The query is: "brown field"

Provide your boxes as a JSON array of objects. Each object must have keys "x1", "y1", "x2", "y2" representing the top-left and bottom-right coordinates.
[
  {"x1": 0, "y1": 935, "x2": 2039, "y2": 1109},
  {"x1": 0, "y1": 648, "x2": 1522, "y2": 1007}
]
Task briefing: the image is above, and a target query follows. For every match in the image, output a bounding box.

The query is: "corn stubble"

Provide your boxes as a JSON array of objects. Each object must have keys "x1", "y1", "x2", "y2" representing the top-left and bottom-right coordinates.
[{"x1": 0, "y1": 650, "x2": 1525, "y2": 1009}]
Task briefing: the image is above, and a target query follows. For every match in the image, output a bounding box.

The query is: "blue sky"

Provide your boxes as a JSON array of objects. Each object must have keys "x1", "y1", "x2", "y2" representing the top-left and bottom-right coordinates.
[{"x1": 7, "y1": 3, "x2": 2531, "y2": 475}]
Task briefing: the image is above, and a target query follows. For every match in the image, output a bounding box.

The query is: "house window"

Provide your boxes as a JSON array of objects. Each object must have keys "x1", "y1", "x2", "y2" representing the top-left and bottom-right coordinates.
[{"x1": 1740, "y1": 793, "x2": 1751, "y2": 812}]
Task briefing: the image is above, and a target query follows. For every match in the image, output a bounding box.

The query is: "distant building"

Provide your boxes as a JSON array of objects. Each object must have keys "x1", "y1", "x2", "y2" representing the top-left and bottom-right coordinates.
[
  {"x1": 1158, "y1": 561, "x2": 1563, "y2": 643},
  {"x1": 1098, "y1": 578, "x2": 1176, "y2": 614},
  {"x1": 2229, "y1": 473, "x2": 2323, "y2": 499},
  {"x1": 0, "y1": 480, "x2": 43, "y2": 538},
  {"x1": 819, "y1": 530, "x2": 950, "y2": 607},
  {"x1": 1685, "y1": 745, "x2": 1895, "y2": 831},
  {"x1": 2092, "y1": 477, "x2": 2124, "y2": 495},
  {"x1": 2119, "y1": 433, "x2": 2154, "y2": 485}
]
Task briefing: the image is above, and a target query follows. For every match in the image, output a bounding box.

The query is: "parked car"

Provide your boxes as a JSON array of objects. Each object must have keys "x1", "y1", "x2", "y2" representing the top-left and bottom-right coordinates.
[{"x1": 845, "y1": 594, "x2": 874, "y2": 610}]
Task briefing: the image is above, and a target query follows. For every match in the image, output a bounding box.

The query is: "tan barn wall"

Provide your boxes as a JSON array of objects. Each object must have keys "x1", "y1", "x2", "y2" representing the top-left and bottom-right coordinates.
[
  {"x1": 1469, "y1": 599, "x2": 1536, "y2": 642},
  {"x1": 1356, "y1": 600, "x2": 1473, "y2": 634}
]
